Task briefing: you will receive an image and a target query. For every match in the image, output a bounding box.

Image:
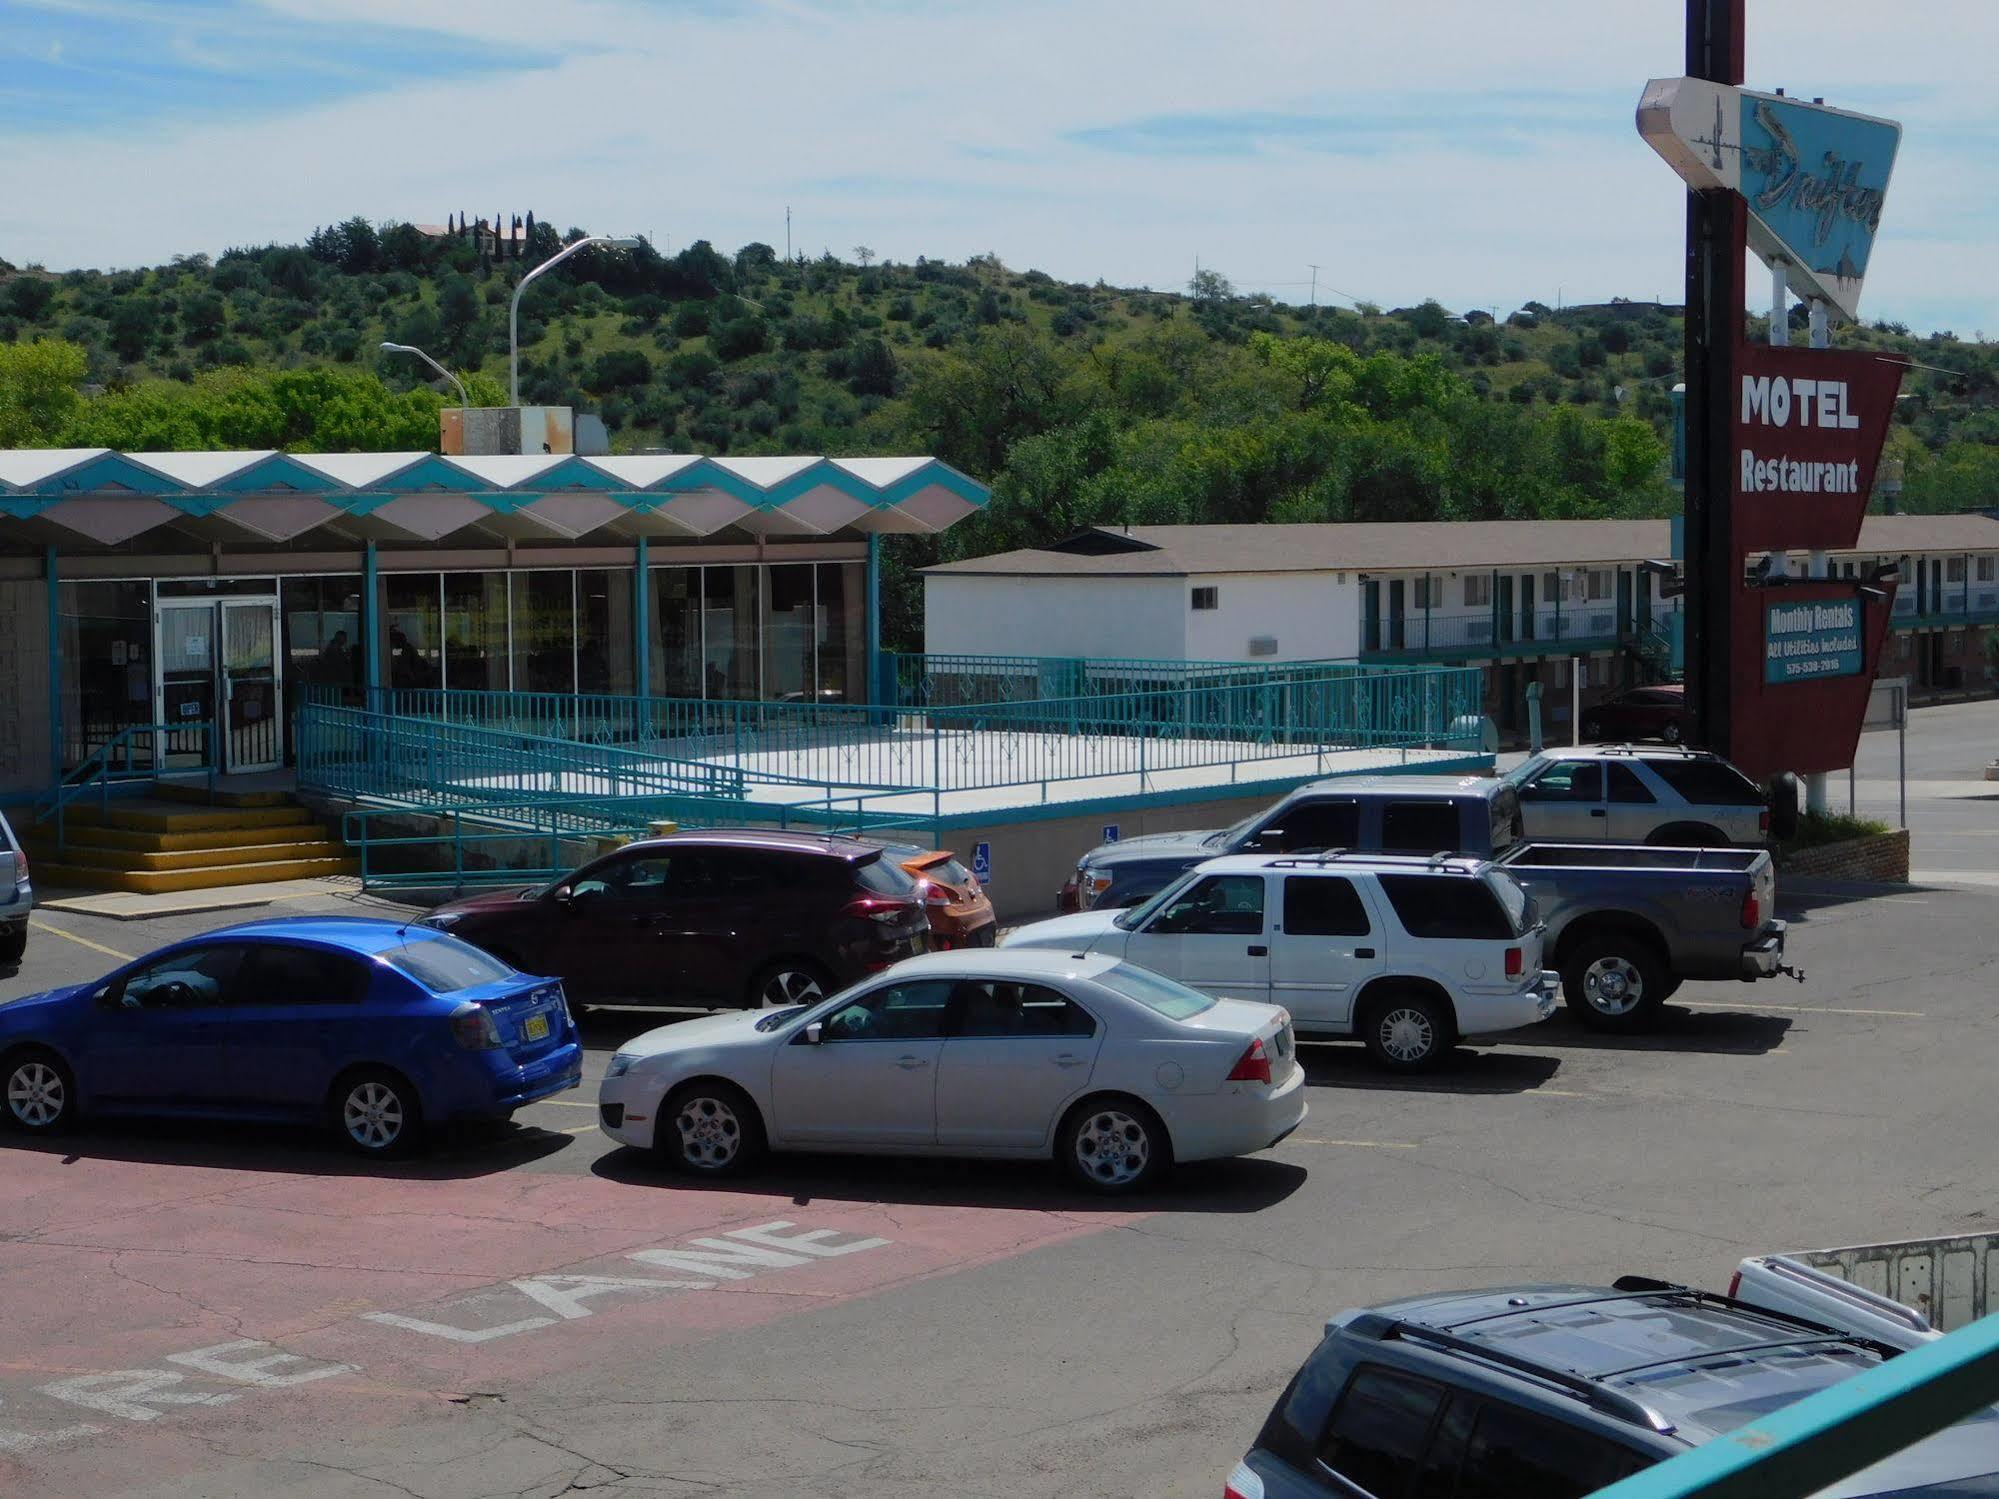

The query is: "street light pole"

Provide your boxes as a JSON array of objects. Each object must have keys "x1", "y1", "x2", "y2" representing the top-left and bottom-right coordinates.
[
  {"x1": 509, "y1": 234, "x2": 641, "y2": 405},
  {"x1": 378, "y1": 342, "x2": 470, "y2": 409}
]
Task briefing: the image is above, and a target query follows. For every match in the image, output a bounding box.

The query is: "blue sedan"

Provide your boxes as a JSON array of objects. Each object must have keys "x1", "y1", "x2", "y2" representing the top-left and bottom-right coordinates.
[{"x1": 0, "y1": 916, "x2": 583, "y2": 1157}]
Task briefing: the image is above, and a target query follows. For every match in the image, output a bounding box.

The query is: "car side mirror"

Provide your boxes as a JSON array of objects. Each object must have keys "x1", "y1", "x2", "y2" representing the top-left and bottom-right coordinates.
[
  {"x1": 92, "y1": 985, "x2": 118, "y2": 1010},
  {"x1": 803, "y1": 1021, "x2": 824, "y2": 1046}
]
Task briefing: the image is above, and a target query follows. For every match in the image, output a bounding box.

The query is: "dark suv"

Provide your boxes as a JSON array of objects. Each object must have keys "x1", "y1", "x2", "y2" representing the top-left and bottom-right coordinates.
[
  {"x1": 1227, "y1": 1279, "x2": 1997, "y2": 1499},
  {"x1": 422, "y1": 830, "x2": 929, "y2": 1011}
]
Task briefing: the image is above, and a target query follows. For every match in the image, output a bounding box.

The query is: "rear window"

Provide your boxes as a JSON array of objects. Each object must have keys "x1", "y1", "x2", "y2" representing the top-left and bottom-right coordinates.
[
  {"x1": 1381, "y1": 799, "x2": 1462, "y2": 855},
  {"x1": 1490, "y1": 786, "x2": 1523, "y2": 852},
  {"x1": 384, "y1": 936, "x2": 517, "y2": 993},
  {"x1": 854, "y1": 854, "x2": 918, "y2": 896},
  {"x1": 1645, "y1": 759, "x2": 1765, "y2": 807},
  {"x1": 1094, "y1": 962, "x2": 1216, "y2": 1020},
  {"x1": 1377, "y1": 873, "x2": 1516, "y2": 940}
]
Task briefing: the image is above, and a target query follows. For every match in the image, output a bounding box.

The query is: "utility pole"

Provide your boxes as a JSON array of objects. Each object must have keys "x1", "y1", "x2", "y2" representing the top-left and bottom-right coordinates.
[
  {"x1": 785, "y1": 206, "x2": 791, "y2": 262},
  {"x1": 1308, "y1": 264, "x2": 1320, "y2": 311},
  {"x1": 1681, "y1": 0, "x2": 1747, "y2": 757}
]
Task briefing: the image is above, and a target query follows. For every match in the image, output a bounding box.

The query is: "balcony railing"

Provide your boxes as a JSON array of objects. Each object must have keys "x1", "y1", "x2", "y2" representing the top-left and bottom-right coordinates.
[{"x1": 1365, "y1": 607, "x2": 1634, "y2": 658}]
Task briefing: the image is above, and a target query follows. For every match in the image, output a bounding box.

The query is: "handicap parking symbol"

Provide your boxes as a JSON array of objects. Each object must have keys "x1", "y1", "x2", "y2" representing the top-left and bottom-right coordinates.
[{"x1": 971, "y1": 842, "x2": 991, "y2": 885}]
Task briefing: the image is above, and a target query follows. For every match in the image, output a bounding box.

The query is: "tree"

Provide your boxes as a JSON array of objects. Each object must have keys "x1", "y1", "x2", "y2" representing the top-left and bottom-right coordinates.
[
  {"x1": 847, "y1": 337, "x2": 898, "y2": 398},
  {"x1": 1189, "y1": 267, "x2": 1234, "y2": 305},
  {"x1": 853, "y1": 246, "x2": 875, "y2": 267},
  {"x1": 0, "y1": 339, "x2": 87, "y2": 445}
]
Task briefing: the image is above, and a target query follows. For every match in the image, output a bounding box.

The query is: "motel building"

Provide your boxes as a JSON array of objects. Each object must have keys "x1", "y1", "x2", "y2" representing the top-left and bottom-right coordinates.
[{"x1": 923, "y1": 514, "x2": 1999, "y2": 739}]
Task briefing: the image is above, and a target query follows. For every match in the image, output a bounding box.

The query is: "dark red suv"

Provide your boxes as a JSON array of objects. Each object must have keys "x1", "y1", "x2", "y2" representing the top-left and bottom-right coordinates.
[
  {"x1": 421, "y1": 830, "x2": 929, "y2": 1011},
  {"x1": 1581, "y1": 684, "x2": 1690, "y2": 745}
]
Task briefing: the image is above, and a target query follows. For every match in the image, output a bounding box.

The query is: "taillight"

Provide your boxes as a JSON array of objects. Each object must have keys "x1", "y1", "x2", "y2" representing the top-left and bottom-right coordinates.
[
  {"x1": 12, "y1": 851, "x2": 25, "y2": 884},
  {"x1": 1741, "y1": 889, "x2": 1761, "y2": 930},
  {"x1": 922, "y1": 881, "x2": 953, "y2": 908},
  {"x1": 1085, "y1": 872, "x2": 1113, "y2": 907},
  {"x1": 1225, "y1": 1462, "x2": 1266, "y2": 1499},
  {"x1": 449, "y1": 1003, "x2": 502, "y2": 1050},
  {"x1": 1759, "y1": 806, "x2": 1771, "y2": 836},
  {"x1": 1504, "y1": 946, "x2": 1523, "y2": 978},
  {"x1": 1227, "y1": 1037, "x2": 1272, "y2": 1085},
  {"x1": 845, "y1": 897, "x2": 918, "y2": 927}
]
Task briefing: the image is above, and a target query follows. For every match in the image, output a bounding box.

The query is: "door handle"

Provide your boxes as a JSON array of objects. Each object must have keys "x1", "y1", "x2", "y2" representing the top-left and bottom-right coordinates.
[
  {"x1": 1589, "y1": 808, "x2": 1607, "y2": 818},
  {"x1": 1247, "y1": 945, "x2": 1269, "y2": 957},
  {"x1": 1052, "y1": 1054, "x2": 1087, "y2": 1068},
  {"x1": 1353, "y1": 947, "x2": 1376, "y2": 959},
  {"x1": 894, "y1": 1055, "x2": 929, "y2": 1070}
]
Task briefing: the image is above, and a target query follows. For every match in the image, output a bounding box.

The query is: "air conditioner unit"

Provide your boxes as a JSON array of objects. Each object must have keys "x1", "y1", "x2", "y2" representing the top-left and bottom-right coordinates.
[{"x1": 1247, "y1": 636, "x2": 1279, "y2": 656}]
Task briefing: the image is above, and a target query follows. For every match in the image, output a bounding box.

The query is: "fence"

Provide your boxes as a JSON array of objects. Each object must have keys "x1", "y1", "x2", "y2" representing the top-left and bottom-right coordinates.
[{"x1": 885, "y1": 651, "x2": 1386, "y2": 709}]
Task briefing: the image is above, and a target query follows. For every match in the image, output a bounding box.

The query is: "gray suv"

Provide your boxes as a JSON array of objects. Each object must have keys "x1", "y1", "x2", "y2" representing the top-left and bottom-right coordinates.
[
  {"x1": 0, "y1": 809, "x2": 29, "y2": 965},
  {"x1": 1504, "y1": 745, "x2": 1774, "y2": 846},
  {"x1": 1228, "y1": 1279, "x2": 1997, "y2": 1499}
]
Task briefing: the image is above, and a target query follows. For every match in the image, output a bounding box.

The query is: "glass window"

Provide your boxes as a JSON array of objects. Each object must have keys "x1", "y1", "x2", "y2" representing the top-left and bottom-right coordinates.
[
  {"x1": 1252, "y1": 799, "x2": 1359, "y2": 854},
  {"x1": 764, "y1": 563, "x2": 817, "y2": 702},
  {"x1": 116, "y1": 944, "x2": 248, "y2": 1010},
  {"x1": 1143, "y1": 874, "x2": 1265, "y2": 937},
  {"x1": 1317, "y1": 1366, "x2": 1446, "y2": 1497},
  {"x1": 1381, "y1": 800, "x2": 1462, "y2": 854},
  {"x1": 57, "y1": 579, "x2": 154, "y2": 771},
  {"x1": 1979, "y1": 557, "x2": 1995, "y2": 584},
  {"x1": 854, "y1": 854, "x2": 918, "y2": 897},
  {"x1": 1094, "y1": 963, "x2": 1217, "y2": 1020},
  {"x1": 1377, "y1": 874, "x2": 1515, "y2": 940},
  {"x1": 576, "y1": 568, "x2": 633, "y2": 695},
  {"x1": 703, "y1": 565, "x2": 761, "y2": 700},
  {"x1": 1644, "y1": 759, "x2": 1765, "y2": 807},
  {"x1": 385, "y1": 937, "x2": 516, "y2": 993},
  {"x1": 510, "y1": 571, "x2": 574, "y2": 694},
  {"x1": 1463, "y1": 575, "x2": 1491, "y2": 608},
  {"x1": 1191, "y1": 586, "x2": 1219, "y2": 610},
  {"x1": 443, "y1": 572, "x2": 509, "y2": 693},
  {"x1": 238, "y1": 943, "x2": 369, "y2": 1006},
  {"x1": 1947, "y1": 556, "x2": 1968, "y2": 583},
  {"x1": 1520, "y1": 761, "x2": 1602, "y2": 801},
  {"x1": 1587, "y1": 568, "x2": 1612, "y2": 601},
  {"x1": 948, "y1": 980, "x2": 1096, "y2": 1038},
  {"x1": 381, "y1": 573, "x2": 442, "y2": 691},
  {"x1": 1452, "y1": 1401, "x2": 1638, "y2": 1499},
  {"x1": 819, "y1": 979, "x2": 953, "y2": 1041},
  {"x1": 650, "y1": 567, "x2": 702, "y2": 698},
  {"x1": 1607, "y1": 764, "x2": 1655, "y2": 804},
  {"x1": 1283, "y1": 876, "x2": 1371, "y2": 937},
  {"x1": 817, "y1": 562, "x2": 867, "y2": 702},
  {"x1": 281, "y1": 575, "x2": 363, "y2": 695},
  {"x1": 570, "y1": 852, "x2": 686, "y2": 902}
]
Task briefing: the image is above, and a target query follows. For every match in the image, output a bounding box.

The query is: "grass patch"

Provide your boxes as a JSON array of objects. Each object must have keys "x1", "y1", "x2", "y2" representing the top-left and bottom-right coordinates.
[{"x1": 1781, "y1": 810, "x2": 1893, "y2": 853}]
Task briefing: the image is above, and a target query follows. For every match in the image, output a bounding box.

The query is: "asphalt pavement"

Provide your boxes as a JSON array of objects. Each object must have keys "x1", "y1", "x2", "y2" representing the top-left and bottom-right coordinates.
[{"x1": 2, "y1": 699, "x2": 1997, "y2": 1498}]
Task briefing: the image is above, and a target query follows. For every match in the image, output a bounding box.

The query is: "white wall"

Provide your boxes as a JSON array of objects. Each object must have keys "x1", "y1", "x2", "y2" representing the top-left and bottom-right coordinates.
[
  {"x1": 923, "y1": 574, "x2": 1188, "y2": 660},
  {"x1": 1182, "y1": 571, "x2": 1360, "y2": 662}
]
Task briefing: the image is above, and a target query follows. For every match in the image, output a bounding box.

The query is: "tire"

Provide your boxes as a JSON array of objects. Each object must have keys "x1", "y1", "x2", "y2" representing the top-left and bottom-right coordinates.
[
  {"x1": 1661, "y1": 721, "x2": 1683, "y2": 745},
  {"x1": 1059, "y1": 1096, "x2": 1170, "y2": 1194},
  {"x1": 747, "y1": 959, "x2": 832, "y2": 1010},
  {"x1": 3, "y1": 1047, "x2": 75, "y2": 1135},
  {"x1": 0, "y1": 925, "x2": 24, "y2": 964},
  {"x1": 330, "y1": 1068, "x2": 424, "y2": 1158},
  {"x1": 1645, "y1": 822, "x2": 1727, "y2": 848},
  {"x1": 657, "y1": 1080, "x2": 765, "y2": 1177},
  {"x1": 1359, "y1": 990, "x2": 1455, "y2": 1072},
  {"x1": 1561, "y1": 933, "x2": 1669, "y2": 1031}
]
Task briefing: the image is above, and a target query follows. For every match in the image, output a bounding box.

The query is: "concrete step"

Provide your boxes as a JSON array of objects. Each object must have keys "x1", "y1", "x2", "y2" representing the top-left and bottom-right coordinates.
[
  {"x1": 27, "y1": 820, "x2": 333, "y2": 855},
  {"x1": 45, "y1": 839, "x2": 352, "y2": 874},
  {"x1": 35, "y1": 855, "x2": 361, "y2": 895},
  {"x1": 56, "y1": 801, "x2": 317, "y2": 835},
  {"x1": 153, "y1": 780, "x2": 296, "y2": 810}
]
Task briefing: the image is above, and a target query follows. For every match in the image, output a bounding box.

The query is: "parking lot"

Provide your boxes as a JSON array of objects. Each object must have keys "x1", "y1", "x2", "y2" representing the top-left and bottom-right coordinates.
[{"x1": 5, "y1": 720, "x2": 1998, "y2": 1497}]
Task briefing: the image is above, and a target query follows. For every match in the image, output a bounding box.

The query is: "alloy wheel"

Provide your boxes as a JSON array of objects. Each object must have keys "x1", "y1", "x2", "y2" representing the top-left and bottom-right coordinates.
[
  {"x1": 342, "y1": 1081, "x2": 405, "y2": 1152},
  {"x1": 1073, "y1": 1109, "x2": 1150, "y2": 1188},
  {"x1": 761, "y1": 969, "x2": 824, "y2": 1008},
  {"x1": 1583, "y1": 956, "x2": 1645, "y2": 1016},
  {"x1": 675, "y1": 1095, "x2": 742, "y2": 1169},
  {"x1": 6, "y1": 1061, "x2": 65, "y2": 1129},
  {"x1": 1378, "y1": 1006, "x2": 1437, "y2": 1064}
]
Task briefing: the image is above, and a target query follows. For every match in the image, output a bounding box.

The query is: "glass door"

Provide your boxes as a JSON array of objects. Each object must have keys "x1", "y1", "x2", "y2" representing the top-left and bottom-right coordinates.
[
  {"x1": 156, "y1": 602, "x2": 219, "y2": 770},
  {"x1": 221, "y1": 600, "x2": 281, "y2": 773}
]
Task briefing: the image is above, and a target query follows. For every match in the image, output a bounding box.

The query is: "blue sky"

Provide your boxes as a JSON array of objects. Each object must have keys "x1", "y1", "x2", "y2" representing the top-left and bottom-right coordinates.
[{"x1": 2, "y1": 0, "x2": 1995, "y2": 337}]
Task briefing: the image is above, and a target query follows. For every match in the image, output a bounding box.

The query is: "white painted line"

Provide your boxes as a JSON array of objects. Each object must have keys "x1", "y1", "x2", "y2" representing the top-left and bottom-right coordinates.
[
  {"x1": 1288, "y1": 1137, "x2": 1418, "y2": 1150},
  {"x1": 28, "y1": 919, "x2": 134, "y2": 963},
  {"x1": 1675, "y1": 999, "x2": 1925, "y2": 1018},
  {"x1": 557, "y1": 1124, "x2": 599, "y2": 1135},
  {"x1": 536, "y1": 1099, "x2": 599, "y2": 1109}
]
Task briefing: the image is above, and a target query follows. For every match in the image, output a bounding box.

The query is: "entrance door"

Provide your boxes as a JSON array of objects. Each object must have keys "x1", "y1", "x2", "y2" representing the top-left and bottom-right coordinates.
[
  {"x1": 1616, "y1": 571, "x2": 1634, "y2": 636},
  {"x1": 1497, "y1": 575, "x2": 1515, "y2": 645},
  {"x1": 155, "y1": 599, "x2": 284, "y2": 773},
  {"x1": 1519, "y1": 573, "x2": 1536, "y2": 642},
  {"x1": 221, "y1": 600, "x2": 281, "y2": 772},
  {"x1": 1387, "y1": 579, "x2": 1406, "y2": 650}
]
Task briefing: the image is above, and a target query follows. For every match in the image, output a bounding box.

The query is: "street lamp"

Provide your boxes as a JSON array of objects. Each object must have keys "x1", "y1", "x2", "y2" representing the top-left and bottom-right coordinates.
[
  {"x1": 509, "y1": 234, "x2": 642, "y2": 405},
  {"x1": 378, "y1": 342, "x2": 470, "y2": 409}
]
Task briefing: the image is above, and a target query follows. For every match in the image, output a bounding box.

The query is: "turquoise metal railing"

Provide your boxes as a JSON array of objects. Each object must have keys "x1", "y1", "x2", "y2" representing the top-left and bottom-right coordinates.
[
  {"x1": 34, "y1": 721, "x2": 216, "y2": 851},
  {"x1": 886, "y1": 651, "x2": 1389, "y2": 709}
]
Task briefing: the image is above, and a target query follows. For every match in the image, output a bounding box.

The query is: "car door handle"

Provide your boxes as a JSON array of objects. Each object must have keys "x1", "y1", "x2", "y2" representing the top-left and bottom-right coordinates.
[
  {"x1": 1052, "y1": 1054, "x2": 1087, "y2": 1068},
  {"x1": 1353, "y1": 947, "x2": 1376, "y2": 959},
  {"x1": 894, "y1": 1055, "x2": 930, "y2": 1070},
  {"x1": 1247, "y1": 945, "x2": 1269, "y2": 957},
  {"x1": 1589, "y1": 808, "x2": 1607, "y2": 818}
]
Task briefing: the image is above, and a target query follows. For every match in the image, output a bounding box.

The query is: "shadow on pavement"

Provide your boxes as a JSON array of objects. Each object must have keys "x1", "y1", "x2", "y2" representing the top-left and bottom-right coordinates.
[
  {"x1": 1518, "y1": 1004, "x2": 1792, "y2": 1056},
  {"x1": 1, "y1": 1113, "x2": 575, "y2": 1179},
  {"x1": 1299, "y1": 1043, "x2": 1563, "y2": 1096},
  {"x1": 590, "y1": 1144, "x2": 1308, "y2": 1214}
]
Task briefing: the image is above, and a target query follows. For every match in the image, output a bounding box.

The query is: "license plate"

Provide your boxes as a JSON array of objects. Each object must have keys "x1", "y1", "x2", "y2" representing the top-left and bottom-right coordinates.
[{"x1": 522, "y1": 1013, "x2": 550, "y2": 1042}]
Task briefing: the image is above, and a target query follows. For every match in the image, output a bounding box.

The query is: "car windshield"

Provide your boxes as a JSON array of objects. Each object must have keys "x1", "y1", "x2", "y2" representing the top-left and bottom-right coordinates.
[
  {"x1": 1116, "y1": 869, "x2": 1202, "y2": 929},
  {"x1": 1094, "y1": 962, "x2": 1216, "y2": 1019},
  {"x1": 382, "y1": 936, "x2": 516, "y2": 993},
  {"x1": 1499, "y1": 756, "x2": 1549, "y2": 790}
]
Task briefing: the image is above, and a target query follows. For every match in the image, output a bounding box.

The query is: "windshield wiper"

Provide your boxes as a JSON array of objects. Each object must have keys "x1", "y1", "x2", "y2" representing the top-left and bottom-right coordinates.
[{"x1": 755, "y1": 1007, "x2": 805, "y2": 1031}]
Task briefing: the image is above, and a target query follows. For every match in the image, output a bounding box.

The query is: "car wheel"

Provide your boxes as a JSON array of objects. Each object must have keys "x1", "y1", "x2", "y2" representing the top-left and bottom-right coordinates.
[
  {"x1": 4, "y1": 1048, "x2": 74, "y2": 1135},
  {"x1": 1360, "y1": 991, "x2": 1454, "y2": 1072},
  {"x1": 0, "y1": 925, "x2": 25, "y2": 964},
  {"x1": 1661, "y1": 720, "x2": 1683, "y2": 744},
  {"x1": 748, "y1": 960, "x2": 830, "y2": 1010},
  {"x1": 1562, "y1": 934, "x2": 1668, "y2": 1031},
  {"x1": 1060, "y1": 1097, "x2": 1169, "y2": 1194},
  {"x1": 332, "y1": 1068, "x2": 424, "y2": 1158},
  {"x1": 659, "y1": 1080, "x2": 765, "y2": 1177}
]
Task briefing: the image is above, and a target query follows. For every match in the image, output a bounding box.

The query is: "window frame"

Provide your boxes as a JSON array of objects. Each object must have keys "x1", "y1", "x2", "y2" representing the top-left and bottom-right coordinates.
[
  {"x1": 1282, "y1": 875, "x2": 1373, "y2": 938},
  {"x1": 945, "y1": 980, "x2": 1099, "y2": 1040},
  {"x1": 1137, "y1": 873, "x2": 1267, "y2": 937},
  {"x1": 1191, "y1": 585, "x2": 1220, "y2": 611},
  {"x1": 1314, "y1": 1363, "x2": 1451, "y2": 1499},
  {"x1": 107, "y1": 942, "x2": 253, "y2": 1012},
  {"x1": 813, "y1": 978, "x2": 956, "y2": 1043}
]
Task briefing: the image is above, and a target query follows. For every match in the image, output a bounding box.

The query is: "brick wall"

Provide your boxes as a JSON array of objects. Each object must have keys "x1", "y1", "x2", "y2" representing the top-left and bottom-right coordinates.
[{"x1": 1779, "y1": 828, "x2": 1910, "y2": 883}]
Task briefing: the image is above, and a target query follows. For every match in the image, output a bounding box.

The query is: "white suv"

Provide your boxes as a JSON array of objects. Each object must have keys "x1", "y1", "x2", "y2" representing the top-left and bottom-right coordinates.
[
  {"x1": 1504, "y1": 745, "x2": 1771, "y2": 846},
  {"x1": 1002, "y1": 854, "x2": 1558, "y2": 1071}
]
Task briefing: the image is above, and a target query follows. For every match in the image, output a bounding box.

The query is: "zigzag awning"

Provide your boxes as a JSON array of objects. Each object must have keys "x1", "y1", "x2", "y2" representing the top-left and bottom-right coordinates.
[{"x1": 0, "y1": 449, "x2": 988, "y2": 549}]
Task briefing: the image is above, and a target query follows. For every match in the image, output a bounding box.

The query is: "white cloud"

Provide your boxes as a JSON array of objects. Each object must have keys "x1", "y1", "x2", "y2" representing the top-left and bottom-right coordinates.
[{"x1": 1, "y1": 0, "x2": 1992, "y2": 332}]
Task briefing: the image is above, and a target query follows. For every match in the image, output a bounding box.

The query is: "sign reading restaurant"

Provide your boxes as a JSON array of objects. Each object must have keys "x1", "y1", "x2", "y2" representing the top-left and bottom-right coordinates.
[
  {"x1": 1731, "y1": 342, "x2": 1903, "y2": 555},
  {"x1": 1764, "y1": 598, "x2": 1863, "y2": 683}
]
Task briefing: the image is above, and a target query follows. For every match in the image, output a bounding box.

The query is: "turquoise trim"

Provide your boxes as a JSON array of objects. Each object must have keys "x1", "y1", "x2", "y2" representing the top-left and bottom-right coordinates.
[
  {"x1": 880, "y1": 460, "x2": 989, "y2": 510},
  {"x1": 199, "y1": 453, "x2": 348, "y2": 494},
  {"x1": 767, "y1": 461, "x2": 879, "y2": 509},
  {"x1": 33, "y1": 452, "x2": 183, "y2": 495}
]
